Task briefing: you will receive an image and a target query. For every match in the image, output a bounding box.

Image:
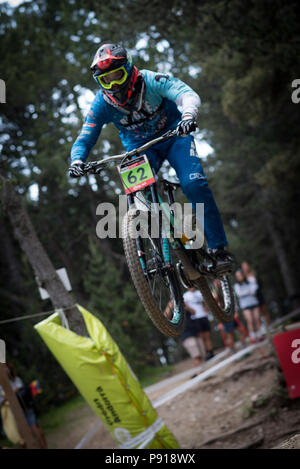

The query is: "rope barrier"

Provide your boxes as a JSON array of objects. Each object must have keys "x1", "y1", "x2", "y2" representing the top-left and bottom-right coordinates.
[
  {"x1": 1, "y1": 306, "x2": 299, "y2": 327},
  {"x1": 0, "y1": 305, "x2": 78, "y2": 325}
]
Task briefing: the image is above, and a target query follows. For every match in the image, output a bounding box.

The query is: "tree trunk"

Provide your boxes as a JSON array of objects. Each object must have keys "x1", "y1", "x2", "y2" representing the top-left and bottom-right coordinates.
[
  {"x1": 0, "y1": 214, "x2": 24, "y2": 294},
  {"x1": 0, "y1": 176, "x2": 87, "y2": 336},
  {"x1": 85, "y1": 178, "x2": 125, "y2": 264},
  {"x1": 0, "y1": 363, "x2": 39, "y2": 449}
]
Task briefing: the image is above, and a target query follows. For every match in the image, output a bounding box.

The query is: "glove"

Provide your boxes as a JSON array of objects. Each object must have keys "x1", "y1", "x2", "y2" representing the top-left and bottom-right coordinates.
[
  {"x1": 68, "y1": 161, "x2": 86, "y2": 178},
  {"x1": 176, "y1": 118, "x2": 197, "y2": 136}
]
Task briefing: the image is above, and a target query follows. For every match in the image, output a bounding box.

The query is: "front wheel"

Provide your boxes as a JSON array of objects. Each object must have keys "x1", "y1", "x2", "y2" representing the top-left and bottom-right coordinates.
[{"x1": 122, "y1": 207, "x2": 186, "y2": 337}]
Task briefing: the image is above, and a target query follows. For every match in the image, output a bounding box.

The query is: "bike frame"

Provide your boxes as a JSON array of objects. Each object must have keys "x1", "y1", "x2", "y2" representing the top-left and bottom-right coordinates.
[
  {"x1": 84, "y1": 129, "x2": 215, "y2": 281},
  {"x1": 85, "y1": 130, "x2": 180, "y2": 268},
  {"x1": 83, "y1": 131, "x2": 235, "y2": 324}
]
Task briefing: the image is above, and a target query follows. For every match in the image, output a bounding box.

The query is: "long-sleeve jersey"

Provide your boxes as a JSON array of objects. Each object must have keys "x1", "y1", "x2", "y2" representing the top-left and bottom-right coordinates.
[{"x1": 71, "y1": 69, "x2": 201, "y2": 163}]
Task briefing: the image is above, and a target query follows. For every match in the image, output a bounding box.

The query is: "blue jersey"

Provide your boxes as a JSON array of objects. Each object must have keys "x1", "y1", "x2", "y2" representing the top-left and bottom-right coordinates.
[{"x1": 71, "y1": 70, "x2": 199, "y2": 162}]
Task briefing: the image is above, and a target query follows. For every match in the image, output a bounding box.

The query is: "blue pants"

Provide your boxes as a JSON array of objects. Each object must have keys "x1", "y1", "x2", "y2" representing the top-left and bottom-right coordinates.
[{"x1": 144, "y1": 135, "x2": 227, "y2": 249}]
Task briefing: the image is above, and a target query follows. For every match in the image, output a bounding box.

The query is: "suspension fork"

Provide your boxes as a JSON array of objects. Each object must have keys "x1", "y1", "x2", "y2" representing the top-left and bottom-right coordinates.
[{"x1": 127, "y1": 190, "x2": 168, "y2": 271}]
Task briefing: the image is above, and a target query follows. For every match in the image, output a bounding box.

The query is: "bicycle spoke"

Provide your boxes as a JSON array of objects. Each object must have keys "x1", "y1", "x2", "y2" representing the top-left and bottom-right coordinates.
[
  {"x1": 159, "y1": 283, "x2": 161, "y2": 311},
  {"x1": 137, "y1": 227, "x2": 183, "y2": 324}
]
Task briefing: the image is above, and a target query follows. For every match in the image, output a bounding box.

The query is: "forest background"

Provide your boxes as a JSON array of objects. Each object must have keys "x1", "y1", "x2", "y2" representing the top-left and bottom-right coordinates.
[{"x1": 1, "y1": 0, "x2": 299, "y2": 413}]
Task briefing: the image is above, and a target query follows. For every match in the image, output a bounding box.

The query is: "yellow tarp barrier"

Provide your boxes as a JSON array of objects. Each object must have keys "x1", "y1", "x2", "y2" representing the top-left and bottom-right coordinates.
[{"x1": 34, "y1": 305, "x2": 179, "y2": 449}]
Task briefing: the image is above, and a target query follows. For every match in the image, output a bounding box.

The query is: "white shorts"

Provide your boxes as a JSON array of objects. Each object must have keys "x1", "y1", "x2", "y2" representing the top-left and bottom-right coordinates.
[{"x1": 182, "y1": 336, "x2": 205, "y2": 358}]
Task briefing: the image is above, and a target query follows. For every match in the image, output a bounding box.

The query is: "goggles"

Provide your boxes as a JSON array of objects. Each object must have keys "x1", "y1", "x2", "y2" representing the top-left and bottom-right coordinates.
[{"x1": 94, "y1": 66, "x2": 128, "y2": 90}]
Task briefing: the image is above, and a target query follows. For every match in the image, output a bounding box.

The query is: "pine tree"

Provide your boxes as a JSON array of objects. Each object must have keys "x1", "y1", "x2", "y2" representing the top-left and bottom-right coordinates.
[{"x1": 84, "y1": 238, "x2": 163, "y2": 371}]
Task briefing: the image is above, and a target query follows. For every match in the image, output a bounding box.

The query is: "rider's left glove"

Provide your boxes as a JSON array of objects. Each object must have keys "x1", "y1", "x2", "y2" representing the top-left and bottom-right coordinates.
[
  {"x1": 176, "y1": 118, "x2": 197, "y2": 136},
  {"x1": 68, "y1": 160, "x2": 86, "y2": 178}
]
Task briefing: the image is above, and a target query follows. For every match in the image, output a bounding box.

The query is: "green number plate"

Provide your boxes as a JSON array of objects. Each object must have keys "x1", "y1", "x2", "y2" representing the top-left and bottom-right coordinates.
[{"x1": 118, "y1": 155, "x2": 155, "y2": 194}]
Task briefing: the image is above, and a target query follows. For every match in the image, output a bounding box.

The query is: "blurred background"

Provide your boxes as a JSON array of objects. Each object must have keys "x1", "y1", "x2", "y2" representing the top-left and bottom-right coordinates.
[{"x1": 0, "y1": 0, "x2": 300, "y2": 417}]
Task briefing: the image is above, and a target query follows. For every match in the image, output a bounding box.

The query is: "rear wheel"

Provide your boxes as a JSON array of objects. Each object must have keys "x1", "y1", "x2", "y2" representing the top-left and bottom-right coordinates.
[
  {"x1": 193, "y1": 274, "x2": 235, "y2": 323},
  {"x1": 183, "y1": 213, "x2": 235, "y2": 322},
  {"x1": 122, "y1": 207, "x2": 186, "y2": 337}
]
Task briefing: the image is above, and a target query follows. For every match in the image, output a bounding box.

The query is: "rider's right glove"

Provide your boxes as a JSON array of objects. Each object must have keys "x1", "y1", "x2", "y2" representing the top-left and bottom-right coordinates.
[
  {"x1": 176, "y1": 118, "x2": 197, "y2": 136},
  {"x1": 68, "y1": 160, "x2": 86, "y2": 178}
]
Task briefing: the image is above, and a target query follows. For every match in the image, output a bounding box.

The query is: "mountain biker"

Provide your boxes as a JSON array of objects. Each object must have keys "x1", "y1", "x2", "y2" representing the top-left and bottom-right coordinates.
[{"x1": 68, "y1": 42, "x2": 233, "y2": 272}]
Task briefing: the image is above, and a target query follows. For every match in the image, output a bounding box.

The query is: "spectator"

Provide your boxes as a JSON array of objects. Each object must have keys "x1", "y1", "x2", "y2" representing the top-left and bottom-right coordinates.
[
  {"x1": 0, "y1": 364, "x2": 26, "y2": 448},
  {"x1": 180, "y1": 309, "x2": 206, "y2": 367},
  {"x1": 234, "y1": 270, "x2": 262, "y2": 342},
  {"x1": 5, "y1": 363, "x2": 47, "y2": 449},
  {"x1": 183, "y1": 287, "x2": 214, "y2": 360},
  {"x1": 222, "y1": 313, "x2": 248, "y2": 354},
  {"x1": 241, "y1": 261, "x2": 271, "y2": 327},
  {"x1": 213, "y1": 279, "x2": 247, "y2": 354}
]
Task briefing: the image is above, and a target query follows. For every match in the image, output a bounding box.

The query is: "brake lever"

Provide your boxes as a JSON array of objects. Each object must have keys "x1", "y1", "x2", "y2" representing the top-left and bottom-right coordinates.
[
  {"x1": 84, "y1": 162, "x2": 104, "y2": 175},
  {"x1": 93, "y1": 166, "x2": 104, "y2": 175}
]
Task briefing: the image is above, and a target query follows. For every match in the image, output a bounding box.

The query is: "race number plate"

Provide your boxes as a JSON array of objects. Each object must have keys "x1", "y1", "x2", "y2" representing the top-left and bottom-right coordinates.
[{"x1": 117, "y1": 154, "x2": 155, "y2": 194}]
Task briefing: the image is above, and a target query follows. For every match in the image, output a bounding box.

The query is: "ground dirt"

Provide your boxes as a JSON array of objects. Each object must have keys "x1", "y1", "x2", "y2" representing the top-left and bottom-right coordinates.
[{"x1": 45, "y1": 343, "x2": 300, "y2": 449}]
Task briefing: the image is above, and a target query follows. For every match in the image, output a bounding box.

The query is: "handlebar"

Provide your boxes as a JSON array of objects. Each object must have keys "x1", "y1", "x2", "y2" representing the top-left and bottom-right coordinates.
[{"x1": 83, "y1": 129, "x2": 178, "y2": 175}]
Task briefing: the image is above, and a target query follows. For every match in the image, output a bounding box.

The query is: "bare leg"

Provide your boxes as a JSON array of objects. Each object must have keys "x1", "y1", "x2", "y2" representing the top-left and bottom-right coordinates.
[
  {"x1": 260, "y1": 304, "x2": 271, "y2": 325},
  {"x1": 226, "y1": 331, "x2": 235, "y2": 351},
  {"x1": 200, "y1": 331, "x2": 213, "y2": 352},
  {"x1": 193, "y1": 356, "x2": 203, "y2": 367},
  {"x1": 196, "y1": 336, "x2": 206, "y2": 358},
  {"x1": 182, "y1": 337, "x2": 204, "y2": 367},
  {"x1": 237, "y1": 326, "x2": 247, "y2": 345},
  {"x1": 243, "y1": 309, "x2": 254, "y2": 334},
  {"x1": 253, "y1": 307, "x2": 261, "y2": 333}
]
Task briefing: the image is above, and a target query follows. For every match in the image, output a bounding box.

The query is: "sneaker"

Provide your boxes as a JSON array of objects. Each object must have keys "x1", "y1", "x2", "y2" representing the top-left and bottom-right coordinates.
[
  {"x1": 256, "y1": 329, "x2": 265, "y2": 342},
  {"x1": 209, "y1": 248, "x2": 235, "y2": 274},
  {"x1": 249, "y1": 331, "x2": 256, "y2": 343}
]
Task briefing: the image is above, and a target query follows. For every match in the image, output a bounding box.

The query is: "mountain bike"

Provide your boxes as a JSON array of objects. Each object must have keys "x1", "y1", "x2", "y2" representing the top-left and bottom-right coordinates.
[{"x1": 83, "y1": 129, "x2": 235, "y2": 337}]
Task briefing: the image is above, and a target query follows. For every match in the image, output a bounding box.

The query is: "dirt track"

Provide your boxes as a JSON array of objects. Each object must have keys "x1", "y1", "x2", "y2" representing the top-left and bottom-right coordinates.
[{"x1": 45, "y1": 343, "x2": 300, "y2": 449}]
